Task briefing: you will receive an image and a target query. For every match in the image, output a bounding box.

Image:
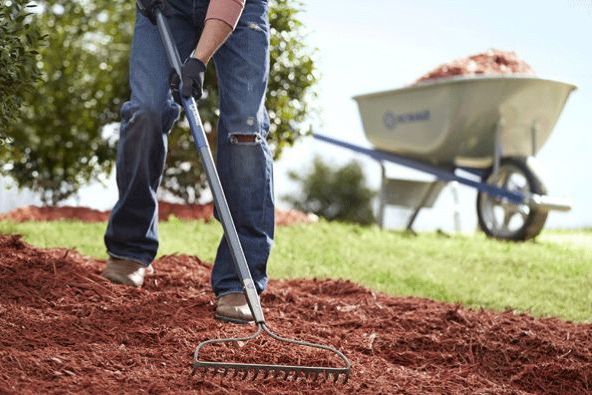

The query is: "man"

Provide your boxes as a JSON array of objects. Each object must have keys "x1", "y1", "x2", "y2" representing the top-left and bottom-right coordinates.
[{"x1": 101, "y1": 0, "x2": 274, "y2": 324}]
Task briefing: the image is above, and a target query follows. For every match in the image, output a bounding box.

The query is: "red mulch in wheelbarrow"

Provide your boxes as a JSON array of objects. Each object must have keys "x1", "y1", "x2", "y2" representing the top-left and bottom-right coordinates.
[
  {"x1": 1, "y1": 234, "x2": 591, "y2": 394},
  {"x1": 415, "y1": 48, "x2": 535, "y2": 83},
  {"x1": 0, "y1": 203, "x2": 316, "y2": 226}
]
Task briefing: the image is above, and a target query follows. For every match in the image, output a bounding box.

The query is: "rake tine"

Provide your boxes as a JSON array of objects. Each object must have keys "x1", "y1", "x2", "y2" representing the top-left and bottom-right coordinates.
[
  {"x1": 241, "y1": 368, "x2": 249, "y2": 380},
  {"x1": 251, "y1": 368, "x2": 261, "y2": 381},
  {"x1": 298, "y1": 369, "x2": 307, "y2": 381},
  {"x1": 222, "y1": 368, "x2": 229, "y2": 378},
  {"x1": 301, "y1": 369, "x2": 309, "y2": 380},
  {"x1": 342, "y1": 372, "x2": 350, "y2": 384}
]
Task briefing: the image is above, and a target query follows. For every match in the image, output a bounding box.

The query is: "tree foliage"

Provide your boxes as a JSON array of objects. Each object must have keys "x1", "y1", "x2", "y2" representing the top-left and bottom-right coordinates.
[
  {"x1": 162, "y1": 0, "x2": 318, "y2": 202},
  {"x1": 0, "y1": 0, "x2": 45, "y2": 142},
  {"x1": 1, "y1": 0, "x2": 133, "y2": 204},
  {"x1": 284, "y1": 157, "x2": 377, "y2": 225}
]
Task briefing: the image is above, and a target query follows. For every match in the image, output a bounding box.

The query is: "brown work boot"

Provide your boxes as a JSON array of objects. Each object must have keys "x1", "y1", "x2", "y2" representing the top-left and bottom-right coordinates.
[
  {"x1": 101, "y1": 257, "x2": 152, "y2": 287},
  {"x1": 215, "y1": 292, "x2": 254, "y2": 324}
]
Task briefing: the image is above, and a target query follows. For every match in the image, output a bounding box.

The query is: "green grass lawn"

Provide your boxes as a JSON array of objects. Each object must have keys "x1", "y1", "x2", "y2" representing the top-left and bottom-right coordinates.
[{"x1": 1, "y1": 219, "x2": 590, "y2": 323}]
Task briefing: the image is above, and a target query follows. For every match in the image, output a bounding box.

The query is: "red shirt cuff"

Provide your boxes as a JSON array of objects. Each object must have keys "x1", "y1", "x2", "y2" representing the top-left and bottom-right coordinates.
[{"x1": 205, "y1": 0, "x2": 245, "y2": 30}]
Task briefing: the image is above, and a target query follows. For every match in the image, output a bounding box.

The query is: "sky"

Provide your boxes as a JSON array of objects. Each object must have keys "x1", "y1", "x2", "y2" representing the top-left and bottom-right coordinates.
[{"x1": 1, "y1": 0, "x2": 591, "y2": 232}]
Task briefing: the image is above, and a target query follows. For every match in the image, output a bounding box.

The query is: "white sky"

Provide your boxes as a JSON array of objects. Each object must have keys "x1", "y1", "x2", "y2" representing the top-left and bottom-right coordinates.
[{"x1": 2, "y1": 0, "x2": 591, "y2": 231}]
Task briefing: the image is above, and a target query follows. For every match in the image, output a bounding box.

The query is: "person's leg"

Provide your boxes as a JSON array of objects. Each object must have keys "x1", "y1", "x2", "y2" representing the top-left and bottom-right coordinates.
[
  {"x1": 104, "y1": 4, "x2": 201, "y2": 268},
  {"x1": 210, "y1": 0, "x2": 274, "y2": 297}
]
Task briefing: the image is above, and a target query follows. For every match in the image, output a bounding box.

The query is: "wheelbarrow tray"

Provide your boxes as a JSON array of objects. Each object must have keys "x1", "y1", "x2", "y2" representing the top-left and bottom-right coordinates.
[{"x1": 354, "y1": 75, "x2": 576, "y2": 167}]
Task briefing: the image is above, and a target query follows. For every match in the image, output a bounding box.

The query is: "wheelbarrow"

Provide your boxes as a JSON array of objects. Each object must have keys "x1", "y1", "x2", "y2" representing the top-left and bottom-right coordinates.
[{"x1": 315, "y1": 75, "x2": 576, "y2": 241}]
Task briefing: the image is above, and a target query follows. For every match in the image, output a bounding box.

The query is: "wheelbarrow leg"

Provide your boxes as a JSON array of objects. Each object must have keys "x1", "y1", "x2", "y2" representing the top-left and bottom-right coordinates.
[
  {"x1": 492, "y1": 119, "x2": 504, "y2": 179},
  {"x1": 378, "y1": 162, "x2": 387, "y2": 228},
  {"x1": 531, "y1": 121, "x2": 538, "y2": 157},
  {"x1": 405, "y1": 181, "x2": 441, "y2": 233}
]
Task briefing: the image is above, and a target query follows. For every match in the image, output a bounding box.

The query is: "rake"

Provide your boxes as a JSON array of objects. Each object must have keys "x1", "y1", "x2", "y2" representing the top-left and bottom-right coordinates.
[{"x1": 146, "y1": 3, "x2": 351, "y2": 384}]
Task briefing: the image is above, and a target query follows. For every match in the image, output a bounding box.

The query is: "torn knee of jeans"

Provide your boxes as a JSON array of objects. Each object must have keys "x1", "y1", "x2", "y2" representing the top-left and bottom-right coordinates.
[{"x1": 228, "y1": 133, "x2": 263, "y2": 145}]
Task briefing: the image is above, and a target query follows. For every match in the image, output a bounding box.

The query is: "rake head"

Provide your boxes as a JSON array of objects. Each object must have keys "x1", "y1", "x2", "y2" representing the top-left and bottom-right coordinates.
[{"x1": 192, "y1": 323, "x2": 351, "y2": 384}]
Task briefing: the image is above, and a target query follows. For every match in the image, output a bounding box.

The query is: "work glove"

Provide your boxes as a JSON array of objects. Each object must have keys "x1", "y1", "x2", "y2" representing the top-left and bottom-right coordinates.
[
  {"x1": 169, "y1": 57, "x2": 207, "y2": 105},
  {"x1": 136, "y1": 0, "x2": 169, "y2": 25}
]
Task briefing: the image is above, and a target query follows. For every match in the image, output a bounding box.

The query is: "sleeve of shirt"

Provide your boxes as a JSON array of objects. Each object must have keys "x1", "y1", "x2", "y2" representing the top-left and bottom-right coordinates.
[{"x1": 205, "y1": 0, "x2": 246, "y2": 30}]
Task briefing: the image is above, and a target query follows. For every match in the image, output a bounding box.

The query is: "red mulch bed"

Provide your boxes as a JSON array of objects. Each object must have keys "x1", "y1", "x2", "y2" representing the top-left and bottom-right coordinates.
[
  {"x1": 0, "y1": 202, "x2": 316, "y2": 226},
  {"x1": 1, "y1": 234, "x2": 591, "y2": 394}
]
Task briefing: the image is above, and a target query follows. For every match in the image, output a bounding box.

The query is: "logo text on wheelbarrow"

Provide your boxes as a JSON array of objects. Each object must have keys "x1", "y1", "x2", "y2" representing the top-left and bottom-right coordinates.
[{"x1": 383, "y1": 109, "x2": 430, "y2": 129}]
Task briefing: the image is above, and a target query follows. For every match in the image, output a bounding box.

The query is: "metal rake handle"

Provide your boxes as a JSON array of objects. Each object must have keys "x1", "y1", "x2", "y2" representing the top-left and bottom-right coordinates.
[{"x1": 154, "y1": 9, "x2": 265, "y2": 323}]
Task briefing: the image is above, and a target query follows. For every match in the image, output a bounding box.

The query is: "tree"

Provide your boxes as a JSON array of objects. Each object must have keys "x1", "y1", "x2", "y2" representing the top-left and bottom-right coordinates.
[
  {"x1": 161, "y1": 0, "x2": 318, "y2": 202},
  {"x1": 0, "y1": 0, "x2": 45, "y2": 143},
  {"x1": 284, "y1": 157, "x2": 377, "y2": 225},
  {"x1": 1, "y1": 0, "x2": 133, "y2": 204}
]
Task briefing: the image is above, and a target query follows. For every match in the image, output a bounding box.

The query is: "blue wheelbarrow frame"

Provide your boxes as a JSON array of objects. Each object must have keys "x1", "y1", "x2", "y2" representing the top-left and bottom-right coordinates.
[{"x1": 313, "y1": 133, "x2": 571, "y2": 240}]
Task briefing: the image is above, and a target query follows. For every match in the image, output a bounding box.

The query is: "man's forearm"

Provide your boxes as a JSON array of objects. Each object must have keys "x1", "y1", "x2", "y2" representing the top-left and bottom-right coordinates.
[
  {"x1": 193, "y1": 19, "x2": 233, "y2": 64},
  {"x1": 193, "y1": 0, "x2": 245, "y2": 64}
]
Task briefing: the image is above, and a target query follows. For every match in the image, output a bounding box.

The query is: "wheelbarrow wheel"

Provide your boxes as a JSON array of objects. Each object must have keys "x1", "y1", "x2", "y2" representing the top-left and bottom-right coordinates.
[{"x1": 477, "y1": 157, "x2": 548, "y2": 241}]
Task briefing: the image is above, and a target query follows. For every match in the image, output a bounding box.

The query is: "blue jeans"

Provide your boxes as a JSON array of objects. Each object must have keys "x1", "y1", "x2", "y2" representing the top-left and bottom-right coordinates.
[{"x1": 104, "y1": 0, "x2": 274, "y2": 297}]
